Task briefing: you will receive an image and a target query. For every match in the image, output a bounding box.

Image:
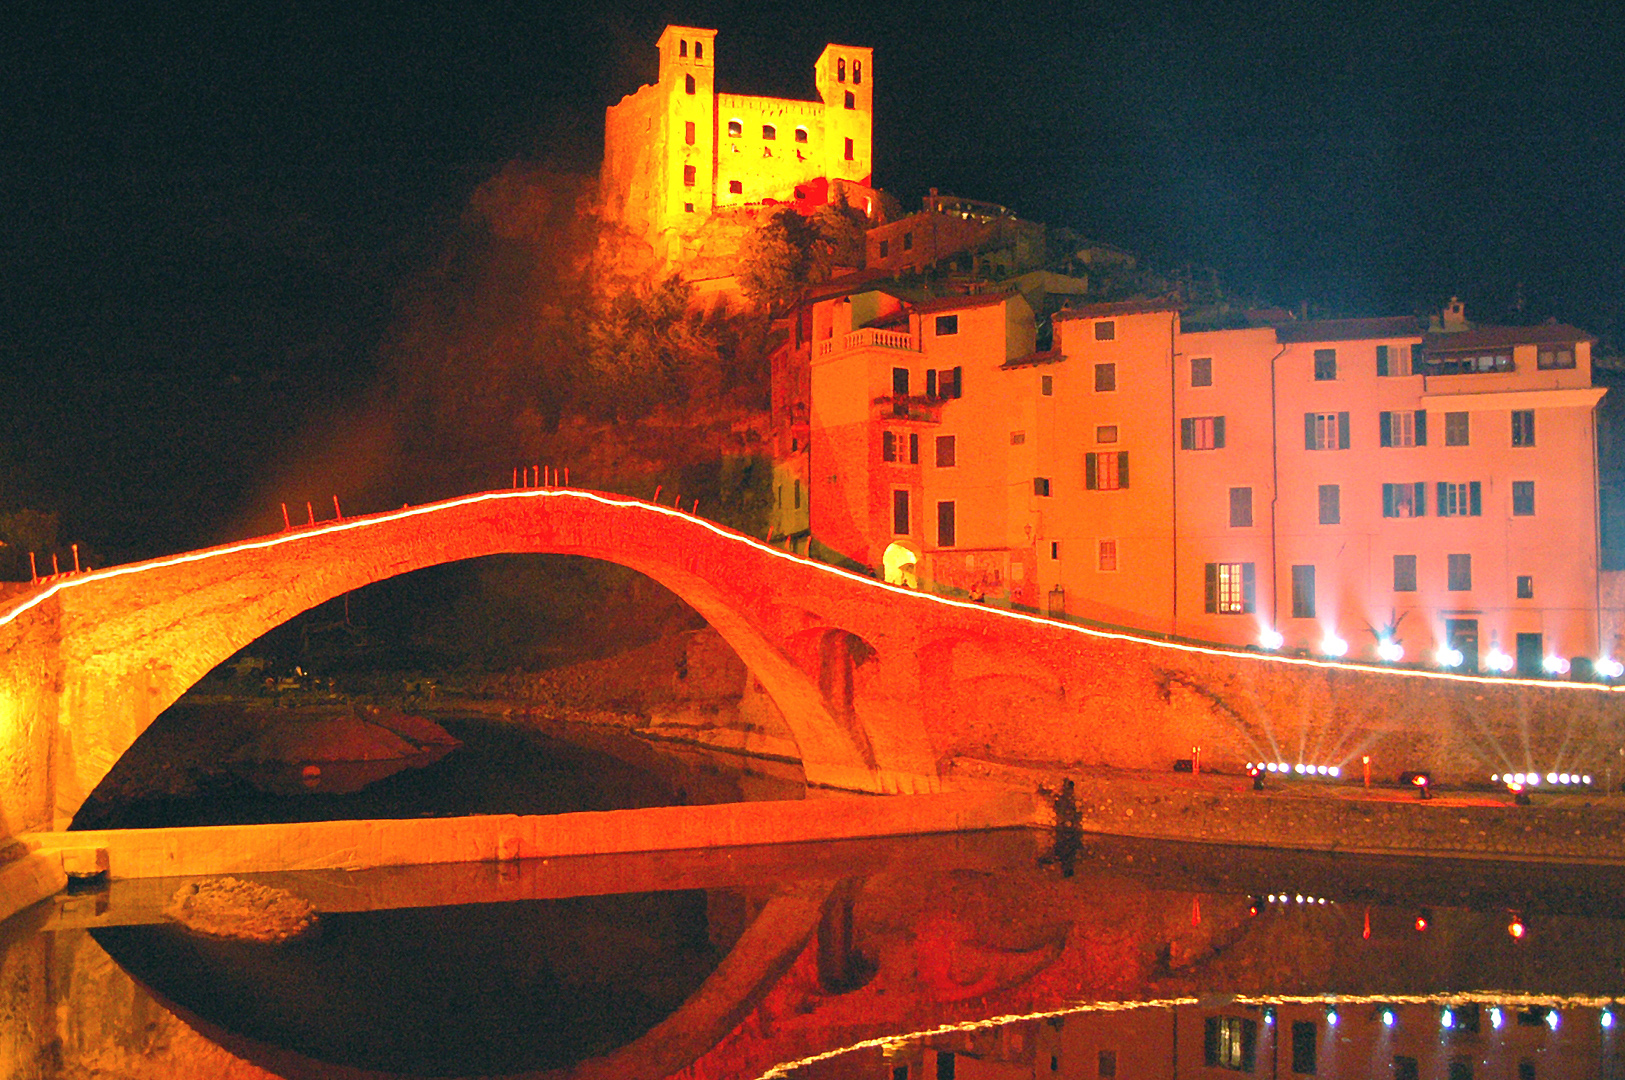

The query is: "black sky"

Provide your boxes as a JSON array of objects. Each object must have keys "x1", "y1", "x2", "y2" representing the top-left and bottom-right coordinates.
[{"x1": 2, "y1": 1, "x2": 1623, "y2": 560}]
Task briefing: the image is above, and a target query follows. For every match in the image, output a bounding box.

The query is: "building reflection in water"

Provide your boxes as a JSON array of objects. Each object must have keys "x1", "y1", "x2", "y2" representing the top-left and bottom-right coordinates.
[{"x1": 2, "y1": 828, "x2": 1622, "y2": 1079}]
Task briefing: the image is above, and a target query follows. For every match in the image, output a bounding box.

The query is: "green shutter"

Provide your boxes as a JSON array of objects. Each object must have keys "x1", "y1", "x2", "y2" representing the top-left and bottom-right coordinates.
[
  {"x1": 1214, "y1": 416, "x2": 1226, "y2": 448},
  {"x1": 1379, "y1": 412, "x2": 1392, "y2": 447},
  {"x1": 1305, "y1": 412, "x2": 1316, "y2": 449},
  {"x1": 1382, "y1": 483, "x2": 1395, "y2": 517},
  {"x1": 1181, "y1": 417, "x2": 1195, "y2": 450},
  {"x1": 926, "y1": 370, "x2": 937, "y2": 397},
  {"x1": 1414, "y1": 481, "x2": 1427, "y2": 516},
  {"x1": 1118, "y1": 451, "x2": 1129, "y2": 488},
  {"x1": 1377, "y1": 344, "x2": 1390, "y2": 377},
  {"x1": 1437, "y1": 481, "x2": 1449, "y2": 515},
  {"x1": 1415, "y1": 410, "x2": 1427, "y2": 445},
  {"x1": 1085, "y1": 453, "x2": 1097, "y2": 490},
  {"x1": 1470, "y1": 481, "x2": 1482, "y2": 516},
  {"x1": 1338, "y1": 412, "x2": 1351, "y2": 449},
  {"x1": 1204, "y1": 563, "x2": 1217, "y2": 613},
  {"x1": 953, "y1": 366, "x2": 963, "y2": 398},
  {"x1": 1242, "y1": 562, "x2": 1256, "y2": 613}
]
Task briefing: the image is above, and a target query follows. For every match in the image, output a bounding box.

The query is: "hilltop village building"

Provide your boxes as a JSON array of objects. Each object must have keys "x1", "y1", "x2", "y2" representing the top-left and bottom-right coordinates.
[
  {"x1": 786, "y1": 288, "x2": 1611, "y2": 674},
  {"x1": 601, "y1": 26, "x2": 875, "y2": 263}
]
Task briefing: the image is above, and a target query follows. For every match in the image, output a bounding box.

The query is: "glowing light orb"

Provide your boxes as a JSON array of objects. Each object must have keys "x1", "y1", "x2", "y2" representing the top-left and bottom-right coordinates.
[
  {"x1": 1381, "y1": 1008, "x2": 1396, "y2": 1027},
  {"x1": 1259, "y1": 629, "x2": 1284, "y2": 650},
  {"x1": 1544, "y1": 655, "x2": 1571, "y2": 675},
  {"x1": 1486, "y1": 649, "x2": 1514, "y2": 673},
  {"x1": 1321, "y1": 634, "x2": 1348, "y2": 657},
  {"x1": 1508, "y1": 918, "x2": 1526, "y2": 939},
  {"x1": 1436, "y1": 647, "x2": 1464, "y2": 668},
  {"x1": 1599, "y1": 658, "x2": 1624, "y2": 679},
  {"x1": 1377, "y1": 640, "x2": 1404, "y2": 662}
]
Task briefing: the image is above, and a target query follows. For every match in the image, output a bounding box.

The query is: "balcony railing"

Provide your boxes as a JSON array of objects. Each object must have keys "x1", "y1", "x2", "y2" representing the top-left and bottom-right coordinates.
[{"x1": 816, "y1": 327, "x2": 919, "y2": 357}]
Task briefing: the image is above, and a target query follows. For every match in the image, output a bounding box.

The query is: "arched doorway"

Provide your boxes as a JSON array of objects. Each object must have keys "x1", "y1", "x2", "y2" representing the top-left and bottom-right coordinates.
[{"x1": 882, "y1": 542, "x2": 918, "y2": 589}]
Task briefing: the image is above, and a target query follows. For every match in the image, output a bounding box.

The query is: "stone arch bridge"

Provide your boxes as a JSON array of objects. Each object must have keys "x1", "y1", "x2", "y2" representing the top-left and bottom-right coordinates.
[{"x1": 1, "y1": 489, "x2": 1621, "y2": 835}]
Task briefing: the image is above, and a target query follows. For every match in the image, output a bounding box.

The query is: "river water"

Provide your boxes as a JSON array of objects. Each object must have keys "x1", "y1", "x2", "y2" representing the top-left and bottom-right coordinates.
[{"x1": 3, "y1": 714, "x2": 1622, "y2": 1078}]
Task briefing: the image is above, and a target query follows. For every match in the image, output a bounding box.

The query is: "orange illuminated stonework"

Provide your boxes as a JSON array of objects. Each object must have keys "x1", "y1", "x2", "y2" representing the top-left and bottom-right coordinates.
[
  {"x1": 805, "y1": 291, "x2": 1616, "y2": 670},
  {"x1": 601, "y1": 26, "x2": 875, "y2": 264}
]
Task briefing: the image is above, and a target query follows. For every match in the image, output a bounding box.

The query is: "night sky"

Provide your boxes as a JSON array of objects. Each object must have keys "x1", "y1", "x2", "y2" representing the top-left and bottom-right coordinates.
[{"x1": 3, "y1": 1, "x2": 1623, "y2": 563}]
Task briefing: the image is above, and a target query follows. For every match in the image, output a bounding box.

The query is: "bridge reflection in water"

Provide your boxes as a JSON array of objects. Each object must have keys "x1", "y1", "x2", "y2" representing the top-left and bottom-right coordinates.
[{"x1": 3, "y1": 829, "x2": 1622, "y2": 1079}]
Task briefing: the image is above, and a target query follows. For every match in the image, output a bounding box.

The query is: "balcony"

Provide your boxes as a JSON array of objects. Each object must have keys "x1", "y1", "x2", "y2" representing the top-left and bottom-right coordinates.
[
  {"x1": 815, "y1": 326, "x2": 919, "y2": 357},
  {"x1": 873, "y1": 394, "x2": 943, "y2": 423}
]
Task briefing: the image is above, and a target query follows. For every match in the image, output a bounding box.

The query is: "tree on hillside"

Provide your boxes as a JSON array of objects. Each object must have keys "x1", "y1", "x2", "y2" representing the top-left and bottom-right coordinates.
[{"x1": 584, "y1": 272, "x2": 724, "y2": 418}]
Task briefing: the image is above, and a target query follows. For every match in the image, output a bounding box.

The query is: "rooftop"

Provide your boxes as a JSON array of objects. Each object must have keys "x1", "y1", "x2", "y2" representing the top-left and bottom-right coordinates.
[
  {"x1": 1273, "y1": 316, "x2": 1424, "y2": 344},
  {"x1": 1426, "y1": 322, "x2": 1596, "y2": 351},
  {"x1": 1052, "y1": 298, "x2": 1181, "y2": 322}
]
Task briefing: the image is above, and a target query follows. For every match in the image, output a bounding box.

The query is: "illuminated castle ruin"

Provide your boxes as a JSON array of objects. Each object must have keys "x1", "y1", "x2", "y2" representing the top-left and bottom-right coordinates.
[{"x1": 601, "y1": 26, "x2": 875, "y2": 263}]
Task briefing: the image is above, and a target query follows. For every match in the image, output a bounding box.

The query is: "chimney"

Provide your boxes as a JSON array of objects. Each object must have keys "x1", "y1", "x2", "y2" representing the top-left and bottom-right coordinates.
[{"x1": 1442, "y1": 296, "x2": 1467, "y2": 331}]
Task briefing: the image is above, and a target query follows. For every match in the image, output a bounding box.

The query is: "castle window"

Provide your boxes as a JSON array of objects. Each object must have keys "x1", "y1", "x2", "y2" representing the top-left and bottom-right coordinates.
[
  {"x1": 684, "y1": 74, "x2": 695, "y2": 95},
  {"x1": 878, "y1": 239, "x2": 889, "y2": 258},
  {"x1": 684, "y1": 202, "x2": 694, "y2": 213},
  {"x1": 795, "y1": 126, "x2": 808, "y2": 143},
  {"x1": 683, "y1": 164, "x2": 696, "y2": 186},
  {"x1": 837, "y1": 58, "x2": 846, "y2": 82},
  {"x1": 694, "y1": 41, "x2": 703, "y2": 59},
  {"x1": 685, "y1": 121, "x2": 695, "y2": 146},
  {"x1": 680, "y1": 40, "x2": 687, "y2": 57},
  {"x1": 728, "y1": 180, "x2": 742, "y2": 194},
  {"x1": 854, "y1": 59, "x2": 862, "y2": 84},
  {"x1": 903, "y1": 231, "x2": 913, "y2": 250},
  {"x1": 844, "y1": 90, "x2": 855, "y2": 109},
  {"x1": 727, "y1": 119, "x2": 742, "y2": 137},
  {"x1": 762, "y1": 124, "x2": 776, "y2": 140},
  {"x1": 844, "y1": 137, "x2": 854, "y2": 161}
]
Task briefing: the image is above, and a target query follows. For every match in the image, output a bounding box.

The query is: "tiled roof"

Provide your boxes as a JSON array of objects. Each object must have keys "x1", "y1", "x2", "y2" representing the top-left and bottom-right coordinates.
[
  {"x1": 1425, "y1": 322, "x2": 1595, "y2": 351},
  {"x1": 909, "y1": 291, "x2": 1017, "y2": 315},
  {"x1": 1051, "y1": 298, "x2": 1181, "y2": 321},
  {"x1": 999, "y1": 349, "x2": 1064, "y2": 370},
  {"x1": 1273, "y1": 316, "x2": 1424, "y2": 343}
]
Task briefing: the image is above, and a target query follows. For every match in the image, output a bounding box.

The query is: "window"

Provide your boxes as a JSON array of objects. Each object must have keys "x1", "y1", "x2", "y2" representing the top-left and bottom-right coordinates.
[
  {"x1": 792, "y1": 479, "x2": 801, "y2": 509},
  {"x1": 1517, "y1": 574, "x2": 1534, "y2": 598},
  {"x1": 1431, "y1": 350, "x2": 1512, "y2": 374},
  {"x1": 727, "y1": 118, "x2": 742, "y2": 137},
  {"x1": 1205, "y1": 562, "x2": 1256, "y2": 614},
  {"x1": 935, "y1": 435, "x2": 956, "y2": 468},
  {"x1": 1094, "y1": 320, "x2": 1115, "y2": 341},
  {"x1": 1291, "y1": 565, "x2": 1316, "y2": 618},
  {"x1": 1097, "y1": 539, "x2": 1117, "y2": 571},
  {"x1": 1394, "y1": 554, "x2": 1417, "y2": 592},
  {"x1": 1190, "y1": 356, "x2": 1212, "y2": 386},
  {"x1": 936, "y1": 501, "x2": 956, "y2": 546},
  {"x1": 935, "y1": 314, "x2": 958, "y2": 336},
  {"x1": 1098, "y1": 1050, "x2": 1116, "y2": 1077},
  {"x1": 1448, "y1": 553, "x2": 1472, "y2": 591},
  {"x1": 683, "y1": 164, "x2": 696, "y2": 186},
  {"x1": 1445, "y1": 411, "x2": 1469, "y2": 445},
  {"x1": 1041, "y1": 375, "x2": 1053, "y2": 396},
  {"x1": 853, "y1": 59, "x2": 862, "y2": 84},
  {"x1": 1305, "y1": 412, "x2": 1351, "y2": 450},
  {"x1": 683, "y1": 202, "x2": 694, "y2": 213},
  {"x1": 1382, "y1": 482, "x2": 1427, "y2": 518},
  {"x1": 1010, "y1": 431, "x2": 1026, "y2": 445},
  {"x1": 926, "y1": 368, "x2": 962, "y2": 398},
  {"x1": 1513, "y1": 480, "x2": 1534, "y2": 515},
  {"x1": 844, "y1": 90, "x2": 855, "y2": 109},
  {"x1": 1094, "y1": 364, "x2": 1117, "y2": 392},
  {"x1": 762, "y1": 124, "x2": 776, "y2": 140},
  {"x1": 882, "y1": 430, "x2": 897, "y2": 462},
  {"x1": 837, "y1": 57, "x2": 846, "y2": 82},
  {"x1": 1377, "y1": 344, "x2": 1394, "y2": 377},
  {"x1": 685, "y1": 120, "x2": 695, "y2": 145},
  {"x1": 937, "y1": 1051, "x2": 956, "y2": 1080},
  {"x1": 1512, "y1": 409, "x2": 1535, "y2": 446},
  {"x1": 1291, "y1": 1020, "x2": 1317, "y2": 1075},
  {"x1": 1394, "y1": 1057, "x2": 1419, "y2": 1080},
  {"x1": 1049, "y1": 541, "x2": 1060, "y2": 559},
  {"x1": 1537, "y1": 345, "x2": 1576, "y2": 369},
  {"x1": 1437, "y1": 481, "x2": 1482, "y2": 516},
  {"x1": 909, "y1": 433, "x2": 919, "y2": 464},
  {"x1": 1318, "y1": 484, "x2": 1340, "y2": 524},
  {"x1": 893, "y1": 367, "x2": 909, "y2": 395},
  {"x1": 1377, "y1": 343, "x2": 1420, "y2": 377},
  {"x1": 903, "y1": 231, "x2": 913, "y2": 251},
  {"x1": 1181, "y1": 416, "x2": 1226, "y2": 450},
  {"x1": 878, "y1": 239, "x2": 889, "y2": 258},
  {"x1": 680, "y1": 39, "x2": 688, "y2": 57},
  {"x1": 892, "y1": 490, "x2": 909, "y2": 534},
  {"x1": 695, "y1": 41, "x2": 702, "y2": 59},
  {"x1": 1380, "y1": 409, "x2": 1427, "y2": 446},
  {"x1": 1314, "y1": 348, "x2": 1337, "y2": 380},
  {"x1": 1096, "y1": 425, "x2": 1119, "y2": 443},
  {"x1": 795, "y1": 126, "x2": 808, "y2": 143},
  {"x1": 684, "y1": 74, "x2": 695, "y2": 94},
  {"x1": 1204, "y1": 1016, "x2": 1257, "y2": 1071},
  {"x1": 844, "y1": 137, "x2": 854, "y2": 161},
  {"x1": 728, "y1": 180, "x2": 742, "y2": 194},
  {"x1": 1086, "y1": 452, "x2": 1128, "y2": 490},
  {"x1": 1449, "y1": 1058, "x2": 1474, "y2": 1080},
  {"x1": 893, "y1": 1067, "x2": 908, "y2": 1080},
  {"x1": 1230, "y1": 487, "x2": 1253, "y2": 527},
  {"x1": 1034, "y1": 477, "x2": 1052, "y2": 497}
]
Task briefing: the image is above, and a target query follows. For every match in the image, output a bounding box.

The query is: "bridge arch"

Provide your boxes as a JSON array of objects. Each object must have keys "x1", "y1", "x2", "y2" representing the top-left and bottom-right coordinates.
[{"x1": 0, "y1": 491, "x2": 941, "y2": 833}]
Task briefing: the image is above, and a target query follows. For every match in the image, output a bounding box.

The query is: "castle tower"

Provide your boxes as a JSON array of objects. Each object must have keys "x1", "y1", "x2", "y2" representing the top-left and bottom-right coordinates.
[
  {"x1": 654, "y1": 26, "x2": 717, "y2": 249},
  {"x1": 814, "y1": 43, "x2": 874, "y2": 189}
]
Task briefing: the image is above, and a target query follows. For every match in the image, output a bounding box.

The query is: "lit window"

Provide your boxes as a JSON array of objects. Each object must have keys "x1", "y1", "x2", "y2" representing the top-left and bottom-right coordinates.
[
  {"x1": 1291, "y1": 565, "x2": 1316, "y2": 618},
  {"x1": 1517, "y1": 574, "x2": 1534, "y2": 599},
  {"x1": 1306, "y1": 412, "x2": 1349, "y2": 450},
  {"x1": 1041, "y1": 375, "x2": 1053, "y2": 396},
  {"x1": 1095, "y1": 363, "x2": 1116, "y2": 392},
  {"x1": 728, "y1": 180, "x2": 742, "y2": 194},
  {"x1": 684, "y1": 74, "x2": 695, "y2": 94},
  {"x1": 795, "y1": 126, "x2": 808, "y2": 143},
  {"x1": 1229, "y1": 487, "x2": 1252, "y2": 527},
  {"x1": 1445, "y1": 411, "x2": 1469, "y2": 445},
  {"x1": 1098, "y1": 539, "x2": 1118, "y2": 571},
  {"x1": 935, "y1": 435, "x2": 956, "y2": 468},
  {"x1": 1318, "y1": 484, "x2": 1340, "y2": 524},
  {"x1": 1205, "y1": 562, "x2": 1255, "y2": 614},
  {"x1": 1034, "y1": 477, "x2": 1052, "y2": 497},
  {"x1": 1382, "y1": 482, "x2": 1426, "y2": 518},
  {"x1": 683, "y1": 164, "x2": 696, "y2": 186},
  {"x1": 1448, "y1": 553, "x2": 1472, "y2": 591},
  {"x1": 727, "y1": 119, "x2": 742, "y2": 137},
  {"x1": 1537, "y1": 346, "x2": 1576, "y2": 369},
  {"x1": 1394, "y1": 554, "x2": 1417, "y2": 592},
  {"x1": 1437, "y1": 481, "x2": 1482, "y2": 516},
  {"x1": 935, "y1": 314, "x2": 958, "y2": 336},
  {"x1": 1513, "y1": 480, "x2": 1534, "y2": 516},
  {"x1": 936, "y1": 500, "x2": 956, "y2": 546},
  {"x1": 1094, "y1": 320, "x2": 1115, "y2": 341},
  {"x1": 844, "y1": 90, "x2": 855, "y2": 109},
  {"x1": 1096, "y1": 424, "x2": 1118, "y2": 443},
  {"x1": 762, "y1": 124, "x2": 776, "y2": 140},
  {"x1": 1380, "y1": 409, "x2": 1426, "y2": 446},
  {"x1": 1181, "y1": 416, "x2": 1225, "y2": 450},
  {"x1": 1314, "y1": 348, "x2": 1337, "y2": 380},
  {"x1": 1086, "y1": 451, "x2": 1127, "y2": 490},
  {"x1": 1191, "y1": 356, "x2": 1212, "y2": 386},
  {"x1": 1512, "y1": 410, "x2": 1535, "y2": 446},
  {"x1": 1432, "y1": 349, "x2": 1513, "y2": 374},
  {"x1": 1205, "y1": 1016, "x2": 1257, "y2": 1071}
]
